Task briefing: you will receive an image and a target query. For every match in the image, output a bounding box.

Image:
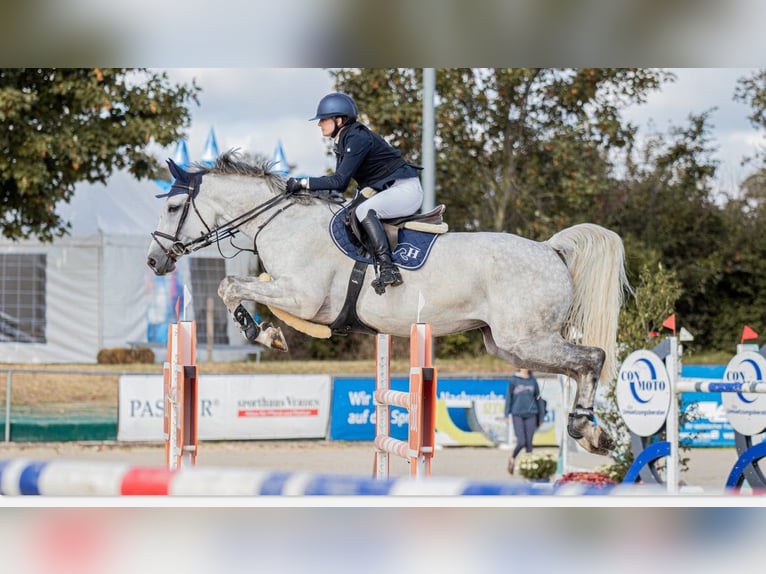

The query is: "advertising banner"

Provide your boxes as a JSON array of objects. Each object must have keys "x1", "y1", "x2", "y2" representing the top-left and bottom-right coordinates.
[
  {"x1": 118, "y1": 374, "x2": 332, "y2": 441},
  {"x1": 679, "y1": 391, "x2": 735, "y2": 447},
  {"x1": 329, "y1": 377, "x2": 559, "y2": 445},
  {"x1": 329, "y1": 377, "x2": 410, "y2": 441},
  {"x1": 680, "y1": 365, "x2": 733, "y2": 447},
  {"x1": 721, "y1": 351, "x2": 766, "y2": 435},
  {"x1": 467, "y1": 376, "x2": 561, "y2": 447},
  {"x1": 616, "y1": 350, "x2": 672, "y2": 437}
]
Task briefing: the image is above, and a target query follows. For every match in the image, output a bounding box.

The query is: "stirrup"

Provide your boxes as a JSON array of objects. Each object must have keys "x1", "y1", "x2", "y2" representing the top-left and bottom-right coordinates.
[{"x1": 371, "y1": 265, "x2": 402, "y2": 295}]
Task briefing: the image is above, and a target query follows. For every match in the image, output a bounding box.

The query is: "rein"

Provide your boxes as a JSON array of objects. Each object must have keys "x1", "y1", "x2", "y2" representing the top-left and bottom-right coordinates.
[{"x1": 150, "y1": 174, "x2": 343, "y2": 262}]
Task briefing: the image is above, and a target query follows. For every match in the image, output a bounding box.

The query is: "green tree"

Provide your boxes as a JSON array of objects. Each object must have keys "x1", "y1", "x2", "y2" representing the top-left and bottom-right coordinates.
[
  {"x1": 0, "y1": 68, "x2": 199, "y2": 241},
  {"x1": 608, "y1": 111, "x2": 725, "y2": 348},
  {"x1": 735, "y1": 69, "x2": 766, "y2": 166},
  {"x1": 331, "y1": 68, "x2": 671, "y2": 237},
  {"x1": 703, "y1": 69, "x2": 766, "y2": 349},
  {"x1": 702, "y1": 174, "x2": 766, "y2": 350}
]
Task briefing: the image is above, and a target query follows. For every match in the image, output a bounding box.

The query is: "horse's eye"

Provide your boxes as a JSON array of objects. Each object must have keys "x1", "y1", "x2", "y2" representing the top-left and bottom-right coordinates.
[{"x1": 168, "y1": 204, "x2": 181, "y2": 214}]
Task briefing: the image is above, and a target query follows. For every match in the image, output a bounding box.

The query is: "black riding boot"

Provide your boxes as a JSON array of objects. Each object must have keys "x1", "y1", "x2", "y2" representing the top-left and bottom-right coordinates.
[{"x1": 360, "y1": 211, "x2": 403, "y2": 294}]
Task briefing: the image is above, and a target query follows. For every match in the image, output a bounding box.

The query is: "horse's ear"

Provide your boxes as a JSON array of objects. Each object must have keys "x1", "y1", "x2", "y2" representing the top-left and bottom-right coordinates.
[
  {"x1": 167, "y1": 159, "x2": 181, "y2": 180},
  {"x1": 167, "y1": 158, "x2": 192, "y2": 184}
]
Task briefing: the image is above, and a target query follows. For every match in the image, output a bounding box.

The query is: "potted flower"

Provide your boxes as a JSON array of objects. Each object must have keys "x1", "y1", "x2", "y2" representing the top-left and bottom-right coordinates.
[
  {"x1": 554, "y1": 471, "x2": 617, "y2": 488},
  {"x1": 516, "y1": 453, "x2": 557, "y2": 481}
]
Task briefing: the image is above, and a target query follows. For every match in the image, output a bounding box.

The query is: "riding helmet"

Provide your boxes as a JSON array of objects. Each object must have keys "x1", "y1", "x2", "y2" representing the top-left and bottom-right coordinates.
[{"x1": 309, "y1": 92, "x2": 359, "y2": 121}]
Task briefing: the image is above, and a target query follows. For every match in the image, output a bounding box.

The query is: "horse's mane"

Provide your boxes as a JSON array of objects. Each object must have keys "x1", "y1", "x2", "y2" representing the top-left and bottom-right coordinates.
[
  {"x1": 190, "y1": 149, "x2": 340, "y2": 207},
  {"x1": 190, "y1": 149, "x2": 284, "y2": 195}
]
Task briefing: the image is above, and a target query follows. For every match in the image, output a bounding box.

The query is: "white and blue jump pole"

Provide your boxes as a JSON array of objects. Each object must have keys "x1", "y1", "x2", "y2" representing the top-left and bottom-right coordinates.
[{"x1": 0, "y1": 458, "x2": 656, "y2": 496}]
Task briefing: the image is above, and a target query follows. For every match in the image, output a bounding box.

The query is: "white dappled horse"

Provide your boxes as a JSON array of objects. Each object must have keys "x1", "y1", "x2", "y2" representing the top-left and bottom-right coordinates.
[{"x1": 147, "y1": 152, "x2": 630, "y2": 455}]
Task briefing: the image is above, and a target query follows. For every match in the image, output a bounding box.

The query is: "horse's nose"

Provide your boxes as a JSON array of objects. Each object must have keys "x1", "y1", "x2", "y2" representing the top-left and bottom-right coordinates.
[{"x1": 147, "y1": 256, "x2": 157, "y2": 270}]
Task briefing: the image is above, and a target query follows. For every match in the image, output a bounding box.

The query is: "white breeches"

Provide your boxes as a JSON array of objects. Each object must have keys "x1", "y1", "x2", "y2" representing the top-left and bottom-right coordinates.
[{"x1": 354, "y1": 177, "x2": 423, "y2": 221}]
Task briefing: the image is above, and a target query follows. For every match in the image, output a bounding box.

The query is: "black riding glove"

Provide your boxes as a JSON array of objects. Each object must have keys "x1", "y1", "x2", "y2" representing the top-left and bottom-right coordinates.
[{"x1": 285, "y1": 178, "x2": 304, "y2": 194}]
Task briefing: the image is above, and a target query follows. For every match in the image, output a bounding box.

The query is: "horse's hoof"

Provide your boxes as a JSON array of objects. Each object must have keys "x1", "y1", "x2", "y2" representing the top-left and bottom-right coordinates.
[
  {"x1": 593, "y1": 429, "x2": 615, "y2": 454},
  {"x1": 573, "y1": 427, "x2": 614, "y2": 456},
  {"x1": 256, "y1": 323, "x2": 288, "y2": 352}
]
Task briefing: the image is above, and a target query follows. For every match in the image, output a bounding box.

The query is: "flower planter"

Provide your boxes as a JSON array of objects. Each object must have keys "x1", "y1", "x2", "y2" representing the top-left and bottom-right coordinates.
[
  {"x1": 554, "y1": 471, "x2": 617, "y2": 488},
  {"x1": 516, "y1": 453, "x2": 557, "y2": 481}
]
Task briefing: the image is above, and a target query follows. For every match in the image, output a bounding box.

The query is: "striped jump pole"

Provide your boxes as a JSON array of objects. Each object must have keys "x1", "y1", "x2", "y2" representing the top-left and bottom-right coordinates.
[
  {"x1": 674, "y1": 381, "x2": 766, "y2": 394},
  {"x1": 373, "y1": 323, "x2": 437, "y2": 479},
  {"x1": 164, "y1": 318, "x2": 198, "y2": 470},
  {"x1": 0, "y1": 458, "x2": 649, "y2": 496}
]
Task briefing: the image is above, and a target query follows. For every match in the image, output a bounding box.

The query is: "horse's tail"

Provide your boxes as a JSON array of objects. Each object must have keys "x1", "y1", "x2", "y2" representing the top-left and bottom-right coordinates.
[{"x1": 546, "y1": 223, "x2": 630, "y2": 382}]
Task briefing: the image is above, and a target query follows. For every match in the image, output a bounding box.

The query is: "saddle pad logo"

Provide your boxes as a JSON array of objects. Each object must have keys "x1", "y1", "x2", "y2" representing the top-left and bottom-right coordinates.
[
  {"x1": 393, "y1": 243, "x2": 422, "y2": 263},
  {"x1": 329, "y1": 209, "x2": 439, "y2": 270}
]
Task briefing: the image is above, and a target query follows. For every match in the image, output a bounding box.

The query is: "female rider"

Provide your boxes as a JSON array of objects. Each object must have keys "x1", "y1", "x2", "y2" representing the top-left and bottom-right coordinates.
[{"x1": 286, "y1": 92, "x2": 423, "y2": 294}]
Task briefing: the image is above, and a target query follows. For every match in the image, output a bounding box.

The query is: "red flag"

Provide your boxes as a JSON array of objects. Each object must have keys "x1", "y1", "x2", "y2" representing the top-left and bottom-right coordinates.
[
  {"x1": 741, "y1": 325, "x2": 759, "y2": 344},
  {"x1": 662, "y1": 314, "x2": 676, "y2": 334},
  {"x1": 175, "y1": 296, "x2": 181, "y2": 322}
]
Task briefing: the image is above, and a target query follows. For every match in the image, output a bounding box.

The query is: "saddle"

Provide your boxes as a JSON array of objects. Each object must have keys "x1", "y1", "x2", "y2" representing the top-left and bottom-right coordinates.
[
  {"x1": 345, "y1": 187, "x2": 448, "y2": 252},
  {"x1": 282, "y1": 188, "x2": 448, "y2": 339}
]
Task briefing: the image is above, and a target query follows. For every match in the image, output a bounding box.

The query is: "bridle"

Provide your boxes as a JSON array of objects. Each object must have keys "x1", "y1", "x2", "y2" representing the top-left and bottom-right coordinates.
[{"x1": 150, "y1": 172, "x2": 303, "y2": 263}]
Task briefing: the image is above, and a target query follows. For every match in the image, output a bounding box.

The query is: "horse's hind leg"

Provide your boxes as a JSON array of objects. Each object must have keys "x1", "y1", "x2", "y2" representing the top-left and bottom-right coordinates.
[{"x1": 481, "y1": 327, "x2": 614, "y2": 455}]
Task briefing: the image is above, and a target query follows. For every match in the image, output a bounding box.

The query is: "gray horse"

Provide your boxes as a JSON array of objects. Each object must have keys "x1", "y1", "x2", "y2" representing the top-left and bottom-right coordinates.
[{"x1": 147, "y1": 152, "x2": 630, "y2": 455}]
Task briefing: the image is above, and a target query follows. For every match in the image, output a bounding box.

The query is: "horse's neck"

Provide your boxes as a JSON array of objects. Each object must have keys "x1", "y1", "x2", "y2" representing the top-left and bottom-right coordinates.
[
  {"x1": 209, "y1": 175, "x2": 332, "y2": 249},
  {"x1": 208, "y1": 175, "x2": 268, "y2": 225},
  {"x1": 248, "y1": 201, "x2": 331, "y2": 238}
]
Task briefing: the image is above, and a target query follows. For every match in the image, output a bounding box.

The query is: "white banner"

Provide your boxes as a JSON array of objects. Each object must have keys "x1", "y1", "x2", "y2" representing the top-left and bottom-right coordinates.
[
  {"x1": 118, "y1": 374, "x2": 332, "y2": 441},
  {"x1": 722, "y1": 351, "x2": 766, "y2": 436},
  {"x1": 616, "y1": 350, "x2": 671, "y2": 437}
]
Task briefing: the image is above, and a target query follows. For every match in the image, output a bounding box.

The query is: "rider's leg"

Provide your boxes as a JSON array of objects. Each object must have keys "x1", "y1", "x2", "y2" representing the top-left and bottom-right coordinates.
[
  {"x1": 355, "y1": 178, "x2": 423, "y2": 293},
  {"x1": 359, "y1": 209, "x2": 402, "y2": 291},
  {"x1": 355, "y1": 178, "x2": 423, "y2": 220}
]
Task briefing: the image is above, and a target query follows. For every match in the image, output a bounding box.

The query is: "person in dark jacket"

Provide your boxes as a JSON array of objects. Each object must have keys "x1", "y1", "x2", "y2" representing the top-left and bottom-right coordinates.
[
  {"x1": 504, "y1": 368, "x2": 541, "y2": 475},
  {"x1": 285, "y1": 92, "x2": 423, "y2": 294}
]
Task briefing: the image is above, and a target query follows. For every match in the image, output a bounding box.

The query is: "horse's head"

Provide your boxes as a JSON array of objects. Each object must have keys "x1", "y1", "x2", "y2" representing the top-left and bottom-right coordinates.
[
  {"x1": 147, "y1": 150, "x2": 308, "y2": 275},
  {"x1": 146, "y1": 159, "x2": 213, "y2": 275}
]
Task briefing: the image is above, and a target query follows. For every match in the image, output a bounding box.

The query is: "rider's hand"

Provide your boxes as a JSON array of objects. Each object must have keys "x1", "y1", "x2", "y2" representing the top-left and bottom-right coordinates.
[{"x1": 285, "y1": 178, "x2": 304, "y2": 194}]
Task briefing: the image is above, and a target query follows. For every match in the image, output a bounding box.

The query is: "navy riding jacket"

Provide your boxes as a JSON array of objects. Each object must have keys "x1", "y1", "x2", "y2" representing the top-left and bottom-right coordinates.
[{"x1": 308, "y1": 122, "x2": 419, "y2": 192}]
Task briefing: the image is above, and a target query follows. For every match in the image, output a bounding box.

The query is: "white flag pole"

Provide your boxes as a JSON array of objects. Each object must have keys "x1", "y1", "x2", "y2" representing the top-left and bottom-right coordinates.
[
  {"x1": 183, "y1": 284, "x2": 192, "y2": 321},
  {"x1": 417, "y1": 290, "x2": 425, "y2": 324}
]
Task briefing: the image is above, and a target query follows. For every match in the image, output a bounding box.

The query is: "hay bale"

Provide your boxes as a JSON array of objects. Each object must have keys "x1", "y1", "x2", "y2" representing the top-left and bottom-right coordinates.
[{"x1": 97, "y1": 347, "x2": 155, "y2": 364}]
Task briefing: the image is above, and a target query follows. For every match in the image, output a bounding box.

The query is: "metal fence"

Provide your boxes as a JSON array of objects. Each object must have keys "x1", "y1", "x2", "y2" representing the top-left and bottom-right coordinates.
[{"x1": 1, "y1": 368, "x2": 159, "y2": 442}]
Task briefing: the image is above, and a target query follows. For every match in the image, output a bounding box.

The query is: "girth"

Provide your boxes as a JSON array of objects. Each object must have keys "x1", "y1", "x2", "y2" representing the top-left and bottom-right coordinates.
[{"x1": 328, "y1": 261, "x2": 377, "y2": 336}]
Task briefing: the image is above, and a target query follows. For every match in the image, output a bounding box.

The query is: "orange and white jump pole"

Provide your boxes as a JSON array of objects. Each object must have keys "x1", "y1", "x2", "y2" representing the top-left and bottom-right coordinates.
[
  {"x1": 373, "y1": 323, "x2": 437, "y2": 479},
  {"x1": 163, "y1": 318, "x2": 198, "y2": 470}
]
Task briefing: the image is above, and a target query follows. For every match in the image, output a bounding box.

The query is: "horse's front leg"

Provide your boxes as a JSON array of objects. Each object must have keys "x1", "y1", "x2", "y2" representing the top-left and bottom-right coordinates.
[
  {"x1": 217, "y1": 274, "x2": 318, "y2": 351},
  {"x1": 229, "y1": 302, "x2": 287, "y2": 350}
]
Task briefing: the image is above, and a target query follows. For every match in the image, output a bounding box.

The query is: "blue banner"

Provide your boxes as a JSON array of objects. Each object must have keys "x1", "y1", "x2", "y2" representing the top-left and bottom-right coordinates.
[
  {"x1": 329, "y1": 377, "x2": 409, "y2": 441},
  {"x1": 328, "y1": 377, "x2": 508, "y2": 441},
  {"x1": 679, "y1": 365, "x2": 734, "y2": 447}
]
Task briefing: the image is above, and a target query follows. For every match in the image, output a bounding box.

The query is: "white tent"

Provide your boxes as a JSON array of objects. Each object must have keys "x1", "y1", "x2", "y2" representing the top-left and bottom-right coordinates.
[{"x1": 0, "y1": 131, "x2": 260, "y2": 363}]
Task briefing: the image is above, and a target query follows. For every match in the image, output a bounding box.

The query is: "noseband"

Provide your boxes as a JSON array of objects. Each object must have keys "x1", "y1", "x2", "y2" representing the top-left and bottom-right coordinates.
[{"x1": 150, "y1": 175, "x2": 208, "y2": 260}]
